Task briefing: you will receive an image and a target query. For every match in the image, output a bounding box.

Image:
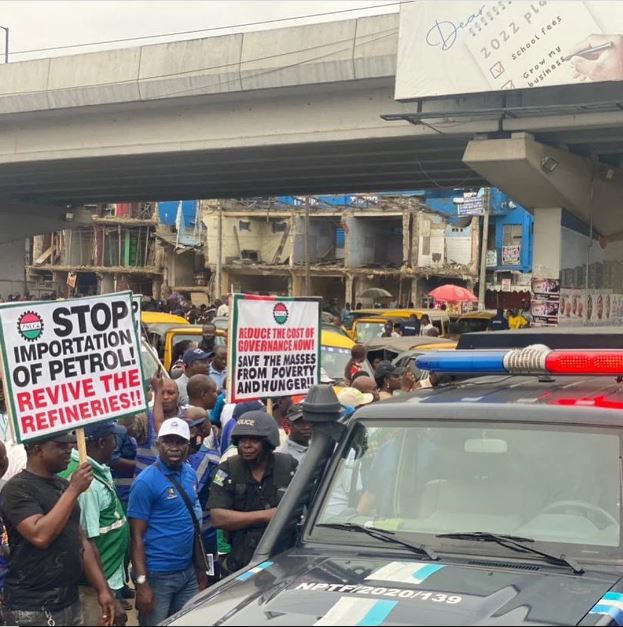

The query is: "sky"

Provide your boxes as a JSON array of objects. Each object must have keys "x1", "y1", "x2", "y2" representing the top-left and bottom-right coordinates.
[{"x1": 0, "y1": 1, "x2": 398, "y2": 62}]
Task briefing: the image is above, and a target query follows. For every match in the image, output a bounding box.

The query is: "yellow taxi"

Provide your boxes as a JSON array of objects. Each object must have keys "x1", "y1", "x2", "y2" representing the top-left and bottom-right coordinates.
[
  {"x1": 352, "y1": 310, "x2": 451, "y2": 343},
  {"x1": 163, "y1": 326, "x2": 227, "y2": 372}
]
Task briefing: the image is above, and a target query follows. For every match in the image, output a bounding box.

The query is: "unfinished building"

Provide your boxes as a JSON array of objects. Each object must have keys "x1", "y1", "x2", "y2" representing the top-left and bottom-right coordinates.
[
  {"x1": 28, "y1": 203, "x2": 162, "y2": 297},
  {"x1": 201, "y1": 195, "x2": 480, "y2": 306}
]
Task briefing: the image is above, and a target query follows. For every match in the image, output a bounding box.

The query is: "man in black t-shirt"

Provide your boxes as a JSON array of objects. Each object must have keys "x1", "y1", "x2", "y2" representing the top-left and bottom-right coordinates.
[
  {"x1": 1, "y1": 431, "x2": 118, "y2": 627},
  {"x1": 402, "y1": 313, "x2": 421, "y2": 337}
]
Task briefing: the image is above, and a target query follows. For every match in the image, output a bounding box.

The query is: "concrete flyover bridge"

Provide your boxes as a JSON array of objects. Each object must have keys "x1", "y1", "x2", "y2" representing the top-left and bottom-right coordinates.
[{"x1": 3, "y1": 10, "x2": 623, "y2": 255}]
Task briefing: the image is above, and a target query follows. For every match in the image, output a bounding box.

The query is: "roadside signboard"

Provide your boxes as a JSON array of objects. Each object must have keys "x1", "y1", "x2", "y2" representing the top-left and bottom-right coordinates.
[
  {"x1": 228, "y1": 294, "x2": 321, "y2": 403},
  {"x1": 0, "y1": 292, "x2": 147, "y2": 443}
]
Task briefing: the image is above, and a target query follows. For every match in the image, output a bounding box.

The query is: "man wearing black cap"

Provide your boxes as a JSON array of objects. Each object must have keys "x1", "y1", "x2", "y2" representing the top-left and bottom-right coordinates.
[
  {"x1": 208, "y1": 411, "x2": 297, "y2": 574},
  {"x1": 1, "y1": 431, "x2": 116, "y2": 626},
  {"x1": 176, "y1": 348, "x2": 210, "y2": 406},
  {"x1": 276, "y1": 404, "x2": 312, "y2": 464},
  {"x1": 59, "y1": 421, "x2": 129, "y2": 625}
]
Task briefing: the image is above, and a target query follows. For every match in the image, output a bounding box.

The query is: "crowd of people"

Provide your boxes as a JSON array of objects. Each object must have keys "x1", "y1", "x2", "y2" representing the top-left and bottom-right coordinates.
[
  {"x1": 141, "y1": 291, "x2": 229, "y2": 325},
  {"x1": 0, "y1": 321, "x2": 433, "y2": 627},
  {"x1": 0, "y1": 322, "x2": 443, "y2": 627},
  {"x1": 488, "y1": 303, "x2": 533, "y2": 330},
  {"x1": 0, "y1": 288, "x2": 532, "y2": 626}
]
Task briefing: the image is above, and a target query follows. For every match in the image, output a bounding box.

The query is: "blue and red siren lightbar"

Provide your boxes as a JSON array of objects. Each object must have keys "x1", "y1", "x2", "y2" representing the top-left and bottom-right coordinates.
[{"x1": 415, "y1": 345, "x2": 623, "y2": 376}]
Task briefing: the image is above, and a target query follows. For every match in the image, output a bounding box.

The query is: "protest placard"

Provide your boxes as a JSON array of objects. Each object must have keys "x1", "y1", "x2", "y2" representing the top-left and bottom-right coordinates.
[
  {"x1": 0, "y1": 291, "x2": 147, "y2": 443},
  {"x1": 228, "y1": 294, "x2": 321, "y2": 402},
  {"x1": 132, "y1": 294, "x2": 142, "y2": 335}
]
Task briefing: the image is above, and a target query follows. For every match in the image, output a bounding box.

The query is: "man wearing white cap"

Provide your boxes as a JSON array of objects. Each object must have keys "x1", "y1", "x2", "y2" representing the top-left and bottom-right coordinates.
[{"x1": 128, "y1": 418, "x2": 202, "y2": 626}]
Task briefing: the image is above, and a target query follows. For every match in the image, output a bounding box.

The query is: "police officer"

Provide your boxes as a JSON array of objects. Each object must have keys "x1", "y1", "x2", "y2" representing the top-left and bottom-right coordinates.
[{"x1": 207, "y1": 411, "x2": 297, "y2": 574}]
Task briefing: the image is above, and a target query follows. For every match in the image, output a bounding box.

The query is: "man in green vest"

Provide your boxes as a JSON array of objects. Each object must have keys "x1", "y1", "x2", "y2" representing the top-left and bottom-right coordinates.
[{"x1": 60, "y1": 420, "x2": 129, "y2": 626}]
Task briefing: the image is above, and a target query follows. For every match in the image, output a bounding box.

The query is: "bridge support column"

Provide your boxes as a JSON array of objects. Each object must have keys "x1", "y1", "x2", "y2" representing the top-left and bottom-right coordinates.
[{"x1": 532, "y1": 208, "x2": 563, "y2": 283}]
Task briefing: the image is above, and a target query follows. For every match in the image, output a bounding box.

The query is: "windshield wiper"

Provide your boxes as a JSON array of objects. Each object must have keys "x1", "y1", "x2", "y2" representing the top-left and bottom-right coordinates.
[
  {"x1": 317, "y1": 522, "x2": 439, "y2": 561},
  {"x1": 436, "y1": 531, "x2": 584, "y2": 575}
]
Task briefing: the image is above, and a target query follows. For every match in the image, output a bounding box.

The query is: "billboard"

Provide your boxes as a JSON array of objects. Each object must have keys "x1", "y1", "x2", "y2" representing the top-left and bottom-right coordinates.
[{"x1": 395, "y1": 1, "x2": 623, "y2": 100}]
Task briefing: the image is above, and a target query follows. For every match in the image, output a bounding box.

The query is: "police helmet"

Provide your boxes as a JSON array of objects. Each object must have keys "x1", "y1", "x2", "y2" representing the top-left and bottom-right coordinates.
[{"x1": 231, "y1": 410, "x2": 280, "y2": 449}]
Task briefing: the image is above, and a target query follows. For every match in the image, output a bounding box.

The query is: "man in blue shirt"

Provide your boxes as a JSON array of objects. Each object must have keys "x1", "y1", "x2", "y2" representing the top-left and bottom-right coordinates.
[
  {"x1": 128, "y1": 418, "x2": 202, "y2": 626},
  {"x1": 209, "y1": 346, "x2": 227, "y2": 393}
]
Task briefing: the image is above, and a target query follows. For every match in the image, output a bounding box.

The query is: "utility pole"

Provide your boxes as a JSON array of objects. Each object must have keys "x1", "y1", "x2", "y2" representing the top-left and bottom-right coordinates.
[
  {"x1": 0, "y1": 26, "x2": 8, "y2": 64},
  {"x1": 216, "y1": 203, "x2": 223, "y2": 300},
  {"x1": 304, "y1": 198, "x2": 311, "y2": 295},
  {"x1": 478, "y1": 188, "x2": 490, "y2": 310}
]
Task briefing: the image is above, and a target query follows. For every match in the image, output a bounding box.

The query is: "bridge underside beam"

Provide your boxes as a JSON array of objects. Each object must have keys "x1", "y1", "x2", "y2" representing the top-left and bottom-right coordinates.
[{"x1": 463, "y1": 134, "x2": 623, "y2": 239}]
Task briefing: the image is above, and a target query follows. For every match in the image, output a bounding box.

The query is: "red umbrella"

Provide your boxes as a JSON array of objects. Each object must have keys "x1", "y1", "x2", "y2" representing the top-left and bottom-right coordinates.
[{"x1": 428, "y1": 284, "x2": 478, "y2": 303}]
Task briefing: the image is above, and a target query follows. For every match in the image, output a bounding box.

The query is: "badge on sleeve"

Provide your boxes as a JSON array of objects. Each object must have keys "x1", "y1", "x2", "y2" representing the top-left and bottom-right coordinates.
[{"x1": 213, "y1": 469, "x2": 229, "y2": 487}]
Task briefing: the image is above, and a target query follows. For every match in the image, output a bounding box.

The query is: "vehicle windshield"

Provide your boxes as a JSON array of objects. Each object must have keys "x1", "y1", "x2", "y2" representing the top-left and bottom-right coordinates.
[
  {"x1": 314, "y1": 421, "x2": 622, "y2": 560},
  {"x1": 140, "y1": 340, "x2": 161, "y2": 381},
  {"x1": 356, "y1": 322, "x2": 385, "y2": 343},
  {"x1": 320, "y1": 346, "x2": 352, "y2": 382},
  {"x1": 172, "y1": 334, "x2": 225, "y2": 350},
  {"x1": 455, "y1": 318, "x2": 490, "y2": 334}
]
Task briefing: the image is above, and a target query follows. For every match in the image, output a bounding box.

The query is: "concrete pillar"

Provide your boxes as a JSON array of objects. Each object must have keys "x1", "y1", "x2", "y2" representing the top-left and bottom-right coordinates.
[
  {"x1": 344, "y1": 274, "x2": 354, "y2": 306},
  {"x1": 220, "y1": 269, "x2": 232, "y2": 298},
  {"x1": 152, "y1": 277, "x2": 162, "y2": 300},
  {"x1": 291, "y1": 273, "x2": 303, "y2": 297},
  {"x1": 100, "y1": 275, "x2": 114, "y2": 294},
  {"x1": 411, "y1": 277, "x2": 422, "y2": 308},
  {"x1": 532, "y1": 208, "x2": 563, "y2": 280}
]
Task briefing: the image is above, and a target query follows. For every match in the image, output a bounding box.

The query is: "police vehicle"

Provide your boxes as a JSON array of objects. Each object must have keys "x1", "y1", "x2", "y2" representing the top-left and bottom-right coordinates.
[{"x1": 167, "y1": 345, "x2": 623, "y2": 626}]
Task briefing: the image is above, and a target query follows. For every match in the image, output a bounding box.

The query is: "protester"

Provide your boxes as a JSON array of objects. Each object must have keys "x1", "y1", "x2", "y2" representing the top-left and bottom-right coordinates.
[
  {"x1": 508, "y1": 308, "x2": 528, "y2": 330},
  {"x1": 0, "y1": 374, "x2": 26, "y2": 480},
  {"x1": 419, "y1": 315, "x2": 434, "y2": 336},
  {"x1": 135, "y1": 374, "x2": 180, "y2": 477},
  {"x1": 380, "y1": 321, "x2": 399, "y2": 338},
  {"x1": 182, "y1": 382, "x2": 221, "y2": 583},
  {"x1": 216, "y1": 297, "x2": 229, "y2": 317},
  {"x1": 198, "y1": 323, "x2": 217, "y2": 354},
  {"x1": 170, "y1": 341, "x2": 196, "y2": 375},
  {"x1": 276, "y1": 403, "x2": 312, "y2": 463},
  {"x1": 109, "y1": 419, "x2": 138, "y2": 511},
  {"x1": 0, "y1": 441, "x2": 11, "y2": 597},
  {"x1": 351, "y1": 375, "x2": 381, "y2": 402},
  {"x1": 208, "y1": 411, "x2": 298, "y2": 575},
  {"x1": 60, "y1": 421, "x2": 130, "y2": 626},
  {"x1": 401, "y1": 313, "x2": 420, "y2": 337},
  {"x1": 1, "y1": 432, "x2": 116, "y2": 627},
  {"x1": 489, "y1": 308, "x2": 510, "y2": 331},
  {"x1": 375, "y1": 361, "x2": 402, "y2": 400},
  {"x1": 337, "y1": 387, "x2": 375, "y2": 409},
  {"x1": 209, "y1": 346, "x2": 228, "y2": 393},
  {"x1": 343, "y1": 344, "x2": 367, "y2": 383},
  {"x1": 176, "y1": 348, "x2": 211, "y2": 406},
  {"x1": 128, "y1": 418, "x2": 203, "y2": 626},
  {"x1": 340, "y1": 302, "x2": 352, "y2": 323},
  {"x1": 185, "y1": 374, "x2": 219, "y2": 421}
]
